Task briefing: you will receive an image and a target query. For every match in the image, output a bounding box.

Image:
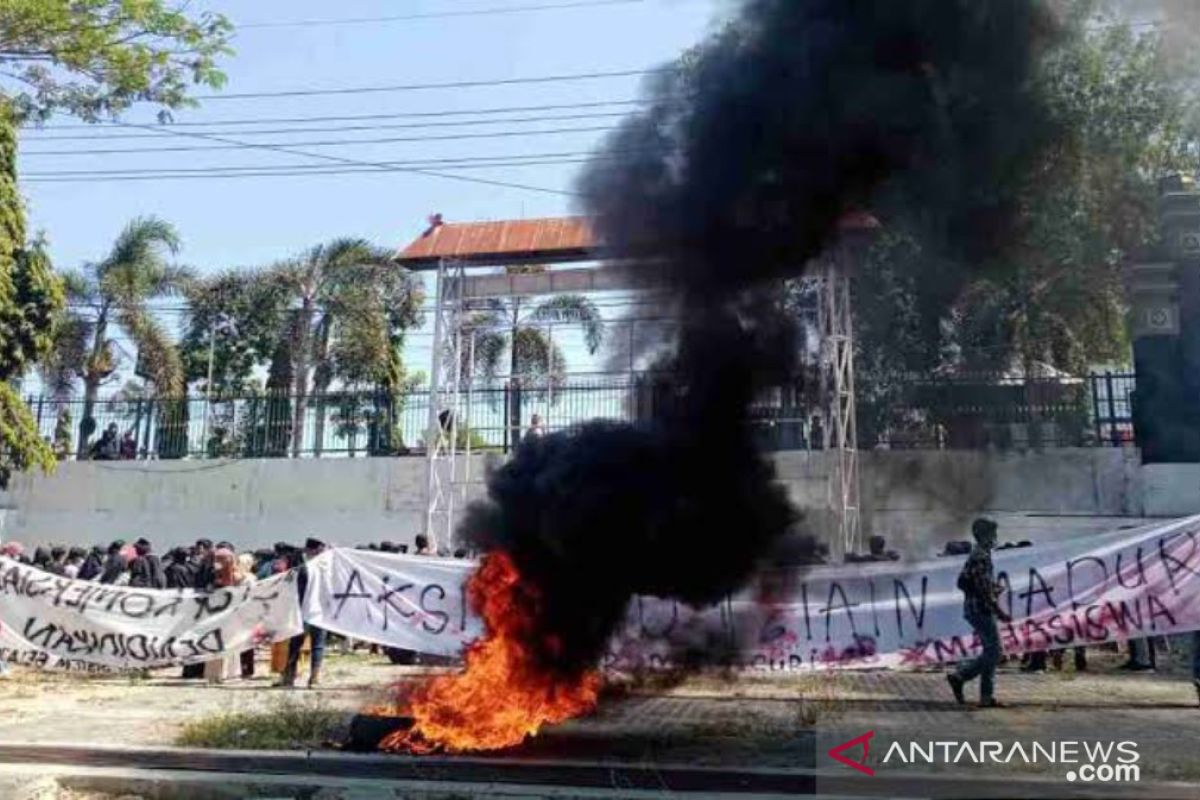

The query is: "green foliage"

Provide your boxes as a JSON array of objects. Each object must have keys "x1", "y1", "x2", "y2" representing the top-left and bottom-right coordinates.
[
  {"x1": 0, "y1": 98, "x2": 60, "y2": 486},
  {"x1": 459, "y1": 292, "x2": 605, "y2": 387},
  {"x1": 180, "y1": 269, "x2": 293, "y2": 394},
  {"x1": 181, "y1": 238, "x2": 425, "y2": 456},
  {"x1": 0, "y1": 0, "x2": 233, "y2": 122},
  {"x1": 175, "y1": 697, "x2": 346, "y2": 750},
  {"x1": 853, "y1": 6, "x2": 1196, "y2": 442},
  {"x1": 39, "y1": 217, "x2": 190, "y2": 456},
  {"x1": 0, "y1": 383, "x2": 53, "y2": 488}
]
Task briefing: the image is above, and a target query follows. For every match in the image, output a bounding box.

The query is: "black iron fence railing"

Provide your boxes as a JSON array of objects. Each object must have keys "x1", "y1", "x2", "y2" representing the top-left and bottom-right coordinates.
[{"x1": 23, "y1": 371, "x2": 1137, "y2": 461}]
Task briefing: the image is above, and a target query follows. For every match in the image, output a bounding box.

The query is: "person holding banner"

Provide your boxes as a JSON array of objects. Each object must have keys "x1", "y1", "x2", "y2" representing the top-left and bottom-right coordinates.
[
  {"x1": 278, "y1": 538, "x2": 328, "y2": 689},
  {"x1": 948, "y1": 518, "x2": 1011, "y2": 708}
]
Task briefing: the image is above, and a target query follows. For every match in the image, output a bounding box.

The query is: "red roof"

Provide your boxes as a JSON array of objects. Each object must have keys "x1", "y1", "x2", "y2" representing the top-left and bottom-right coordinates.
[{"x1": 394, "y1": 216, "x2": 599, "y2": 269}]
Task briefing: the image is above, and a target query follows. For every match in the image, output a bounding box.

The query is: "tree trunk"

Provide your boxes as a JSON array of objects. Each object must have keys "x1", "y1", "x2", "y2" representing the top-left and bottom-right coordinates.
[
  {"x1": 310, "y1": 316, "x2": 333, "y2": 457},
  {"x1": 507, "y1": 300, "x2": 521, "y2": 447},
  {"x1": 289, "y1": 298, "x2": 314, "y2": 458},
  {"x1": 77, "y1": 312, "x2": 108, "y2": 458},
  {"x1": 77, "y1": 376, "x2": 100, "y2": 459}
]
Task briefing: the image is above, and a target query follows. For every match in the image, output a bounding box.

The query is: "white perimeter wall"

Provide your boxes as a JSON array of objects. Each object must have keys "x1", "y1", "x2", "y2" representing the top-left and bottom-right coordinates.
[{"x1": 0, "y1": 447, "x2": 1185, "y2": 556}]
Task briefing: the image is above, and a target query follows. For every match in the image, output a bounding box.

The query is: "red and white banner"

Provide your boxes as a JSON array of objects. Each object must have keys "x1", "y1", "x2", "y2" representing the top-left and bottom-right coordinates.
[
  {"x1": 5, "y1": 516, "x2": 1199, "y2": 671},
  {"x1": 306, "y1": 516, "x2": 1200, "y2": 670}
]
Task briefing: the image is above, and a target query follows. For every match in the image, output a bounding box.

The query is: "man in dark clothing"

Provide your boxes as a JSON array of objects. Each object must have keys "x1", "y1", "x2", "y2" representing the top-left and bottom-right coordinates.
[
  {"x1": 128, "y1": 538, "x2": 166, "y2": 589},
  {"x1": 181, "y1": 539, "x2": 215, "y2": 679},
  {"x1": 98, "y1": 540, "x2": 128, "y2": 584},
  {"x1": 164, "y1": 548, "x2": 194, "y2": 590},
  {"x1": 77, "y1": 547, "x2": 104, "y2": 581},
  {"x1": 948, "y1": 518, "x2": 1011, "y2": 707},
  {"x1": 190, "y1": 539, "x2": 215, "y2": 590},
  {"x1": 90, "y1": 424, "x2": 121, "y2": 461},
  {"x1": 279, "y1": 537, "x2": 328, "y2": 689}
]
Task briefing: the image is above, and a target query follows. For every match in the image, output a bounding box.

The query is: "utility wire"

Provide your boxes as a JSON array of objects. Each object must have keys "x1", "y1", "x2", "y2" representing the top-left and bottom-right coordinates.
[
  {"x1": 103, "y1": 119, "x2": 576, "y2": 196},
  {"x1": 25, "y1": 99, "x2": 644, "y2": 130},
  {"x1": 23, "y1": 111, "x2": 632, "y2": 141},
  {"x1": 193, "y1": 68, "x2": 660, "y2": 101},
  {"x1": 23, "y1": 158, "x2": 597, "y2": 183},
  {"x1": 23, "y1": 150, "x2": 616, "y2": 178},
  {"x1": 22, "y1": 124, "x2": 616, "y2": 156},
  {"x1": 236, "y1": 0, "x2": 647, "y2": 29}
]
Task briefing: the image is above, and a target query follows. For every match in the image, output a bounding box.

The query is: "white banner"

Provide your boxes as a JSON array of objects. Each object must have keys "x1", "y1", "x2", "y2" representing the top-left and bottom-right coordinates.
[
  {"x1": 306, "y1": 517, "x2": 1200, "y2": 671},
  {"x1": 5, "y1": 517, "x2": 1198, "y2": 672},
  {"x1": 0, "y1": 558, "x2": 303, "y2": 672},
  {"x1": 303, "y1": 549, "x2": 481, "y2": 656}
]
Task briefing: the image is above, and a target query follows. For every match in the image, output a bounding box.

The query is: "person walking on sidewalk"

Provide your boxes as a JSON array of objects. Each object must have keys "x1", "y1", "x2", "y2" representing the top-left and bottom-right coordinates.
[{"x1": 948, "y1": 518, "x2": 1011, "y2": 708}]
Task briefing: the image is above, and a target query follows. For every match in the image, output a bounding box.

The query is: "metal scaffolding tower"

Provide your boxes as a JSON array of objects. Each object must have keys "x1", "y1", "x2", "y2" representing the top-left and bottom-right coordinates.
[
  {"x1": 423, "y1": 257, "x2": 466, "y2": 550},
  {"x1": 817, "y1": 254, "x2": 862, "y2": 557}
]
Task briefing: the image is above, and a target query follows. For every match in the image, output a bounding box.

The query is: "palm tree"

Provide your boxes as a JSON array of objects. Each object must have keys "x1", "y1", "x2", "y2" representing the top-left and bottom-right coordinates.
[
  {"x1": 260, "y1": 238, "x2": 423, "y2": 456},
  {"x1": 39, "y1": 217, "x2": 193, "y2": 456},
  {"x1": 455, "y1": 293, "x2": 604, "y2": 446}
]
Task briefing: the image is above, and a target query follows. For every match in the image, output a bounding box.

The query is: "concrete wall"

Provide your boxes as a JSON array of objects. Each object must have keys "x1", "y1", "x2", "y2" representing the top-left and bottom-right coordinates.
[
  {"x1": 773, "y1": 448, "x2": 1148, "y2": 558},
  {"x1": 0, "y1": 455, "x2": 494, "y2": 553},
  {"x1": 0, "y1": 447, "x2": 1181, "y2": 556}
]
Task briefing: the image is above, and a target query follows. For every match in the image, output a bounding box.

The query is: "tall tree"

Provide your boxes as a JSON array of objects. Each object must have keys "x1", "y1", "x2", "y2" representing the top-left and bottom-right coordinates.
[
  {"x1": 455, "y1": 292, "x2": 604, "y2": 446},
  {"x1": 180, "y1": 269, "x2": 293, "y2": 395},
  {"x1": 0, "y1": 0, "x2": 230, "y2": 476},
  {"x1": 0, "y1": 99, "x2": 62, "y2": 486},
  {"x1": 41, "y1": 217, "x2": 193, "y2": 455},
  {"x1": 0, "y1": 1, "x2": 232, "y2": 122},
  {"x1": 849, "y1": 7, "x2": 1200, "y2": 440},
  {"x1": 459, "y1": 294, "x2": 605, "y2": 385},
  {"x1": 252, "y1": 239, "x2": 423, "y2": 456}
]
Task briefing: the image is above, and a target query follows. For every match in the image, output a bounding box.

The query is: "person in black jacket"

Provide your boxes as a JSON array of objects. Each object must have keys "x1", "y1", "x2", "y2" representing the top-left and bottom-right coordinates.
[
  {"x1": 947, "y1": 518, "x2": 1012, "y2": 708},
  {"x1": 128, "y1": 538, "x2": 166, "y2": 589},
  {"x1": 98, "y1": 540, "x2": 128, "y2": 584},
  {"x1": 77, "y1": 546, "x2": 104, "y2": 581},
  {"x1": 164, "y1": 547, "x2": 195, "y2": 590}
]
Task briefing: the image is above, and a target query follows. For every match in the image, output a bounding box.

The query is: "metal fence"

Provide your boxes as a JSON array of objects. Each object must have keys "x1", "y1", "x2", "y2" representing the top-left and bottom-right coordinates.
[
  {"x1": 24, "y1": 371, "x2": 1138, "y2": 461},
  {"x1": 857, "y1": 371, "x2": 1136, "y2": 449}
]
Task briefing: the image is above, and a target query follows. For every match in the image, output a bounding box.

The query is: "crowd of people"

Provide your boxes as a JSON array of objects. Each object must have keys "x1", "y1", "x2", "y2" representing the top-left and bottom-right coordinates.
[
  {"x1": 0, "y1": 532, "x2": 457, "y2": 684},
  {"x1": 2, "y1": 523, "x2": 1198, "y2": 704}
]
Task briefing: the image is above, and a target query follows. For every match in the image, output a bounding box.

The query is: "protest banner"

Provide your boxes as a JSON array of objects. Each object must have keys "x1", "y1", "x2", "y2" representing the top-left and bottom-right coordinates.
[
  {"x1": 0, "y1": 558, "x2": 303, "y2": 671},
  {"x1": 306, "y1": 516, "x2": 1200, "y2": 671},
  {"x1": 302, "y1": 548, "x2": 481, "y2": 656},
  {"x1": 4, "y1": 517, "x2": 1198, "y2": 672}
]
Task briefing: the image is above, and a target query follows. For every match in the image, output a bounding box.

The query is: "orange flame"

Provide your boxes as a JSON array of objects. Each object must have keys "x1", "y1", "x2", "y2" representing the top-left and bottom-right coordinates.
[{"x1": 378, "y1": 551, "x2": 602, "y2": 753}]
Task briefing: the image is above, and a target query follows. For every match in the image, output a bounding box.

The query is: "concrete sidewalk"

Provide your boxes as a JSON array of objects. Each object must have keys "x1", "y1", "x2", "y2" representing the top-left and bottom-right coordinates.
[{"x1": 2, "y1": 650, "x2": 1198, "y2": 788}]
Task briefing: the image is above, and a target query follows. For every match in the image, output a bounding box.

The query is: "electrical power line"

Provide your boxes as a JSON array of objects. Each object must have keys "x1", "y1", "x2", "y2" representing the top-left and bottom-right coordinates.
[
  {"x1": 23, "y1": 158, "x2": 597, "y2": 183},
  {"x1": 22, "y1": 124, "x2": 617, "y2": 156},
  {"x1": 23, "y1": 111, "x2": 632, "y2": 141},
  {"x1": 192, "y1": 68, "x2": 660, "y2": 101},
  {"x1": 108, "y1": 119, "x2": 575, "y2": 196},
  {"x1": 25, "y1": 99, "x2": 644, "y2": 131},
  {"x1": 23, "y1": 149, "x2": 620, "y2": 177},
  {"x1": 21, "y1": 151, "x2": 609, "y2": 178},
  {"x1": 236, "y1": 0, "x2": 647, "y2": 29}
]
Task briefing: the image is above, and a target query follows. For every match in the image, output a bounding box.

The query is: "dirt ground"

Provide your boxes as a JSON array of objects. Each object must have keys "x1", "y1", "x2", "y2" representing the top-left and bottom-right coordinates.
[{"x1": 1, "y1": 646, "x2": 1199, "y2": 783}]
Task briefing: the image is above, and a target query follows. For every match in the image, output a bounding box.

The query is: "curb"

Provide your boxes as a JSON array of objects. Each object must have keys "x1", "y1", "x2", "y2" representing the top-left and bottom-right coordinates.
[{"x1": 0, "y1": 742, "x2": 1196, "y2": 798}]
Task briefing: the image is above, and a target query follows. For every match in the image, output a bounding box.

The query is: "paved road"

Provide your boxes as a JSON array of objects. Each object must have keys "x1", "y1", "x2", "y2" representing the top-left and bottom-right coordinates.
[{"x1": 1, "y1": 649, "x2": 1197, "y2": 784}]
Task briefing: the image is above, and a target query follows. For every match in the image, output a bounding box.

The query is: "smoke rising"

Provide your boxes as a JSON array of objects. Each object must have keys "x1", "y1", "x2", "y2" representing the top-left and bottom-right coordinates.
[{"x1": 460, "y1": 0, "x2": 1063, "y2": 678}]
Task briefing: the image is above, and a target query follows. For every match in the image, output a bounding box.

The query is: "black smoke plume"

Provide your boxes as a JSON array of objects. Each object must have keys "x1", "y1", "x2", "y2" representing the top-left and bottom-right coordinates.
[{"x1": 461, "y1": 0, "x2": 1062, "y2": 677}]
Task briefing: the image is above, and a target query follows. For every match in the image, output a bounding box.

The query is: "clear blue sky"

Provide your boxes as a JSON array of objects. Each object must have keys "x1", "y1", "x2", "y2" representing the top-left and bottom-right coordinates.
[
  {"x1": 15, "y1": 0, "x2": 727, "y2": 390},
  {"x1": 19, "y1": 0, "x2": 725, "y2": 269}
]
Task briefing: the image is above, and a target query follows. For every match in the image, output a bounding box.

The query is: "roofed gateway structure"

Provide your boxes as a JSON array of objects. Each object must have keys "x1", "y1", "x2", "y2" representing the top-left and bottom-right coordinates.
[
  {"x1": 394, "y1": 215, "x2": 632, "y2": 549},
  {"x1": 394, "y1": 212, "x2": 873, "y2": 556},
  {"x1": 394, "y1": 215, "x2": 599, "y2": 270}
]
